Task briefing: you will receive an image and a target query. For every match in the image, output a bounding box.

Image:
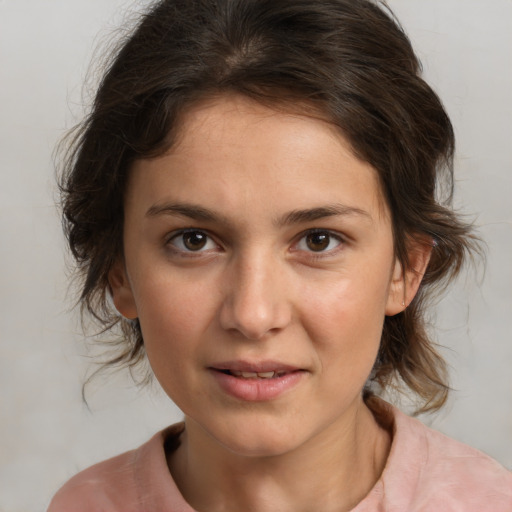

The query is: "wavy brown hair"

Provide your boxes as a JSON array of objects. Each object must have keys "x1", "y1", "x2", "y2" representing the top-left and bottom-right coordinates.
[{"x1": 59, "y1": 0, "x2": 479, "y2": 412}]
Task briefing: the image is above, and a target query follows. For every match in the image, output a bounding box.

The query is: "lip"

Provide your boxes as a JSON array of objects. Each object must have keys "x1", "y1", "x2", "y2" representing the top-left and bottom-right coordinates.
[
  {"x1": 210, "y1": 360, "x2": 302, "y2": 373},
  {"x1": 208, "y1": 360, "x2": 307, "y2": 402}
]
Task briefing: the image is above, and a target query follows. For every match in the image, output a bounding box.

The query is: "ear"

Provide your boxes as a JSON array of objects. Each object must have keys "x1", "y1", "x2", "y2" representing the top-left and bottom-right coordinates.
[
  {"x1": 108, "y1": 260, "x2": 138, "y2": 319},
  {"x1": 385, "y1": 237, "x2": 433, "y2": 316}
]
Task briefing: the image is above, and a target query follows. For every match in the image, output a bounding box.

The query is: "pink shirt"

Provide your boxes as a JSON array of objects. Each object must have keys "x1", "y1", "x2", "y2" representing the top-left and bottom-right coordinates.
[{"x1": 48, "y1": 405, "x2": 512, "y2": 511}]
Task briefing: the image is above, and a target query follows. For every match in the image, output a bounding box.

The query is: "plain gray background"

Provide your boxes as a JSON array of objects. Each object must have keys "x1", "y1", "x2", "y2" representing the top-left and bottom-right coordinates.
[{"x1": 0, "y1": 1, "x2": 511, "y2": 510}]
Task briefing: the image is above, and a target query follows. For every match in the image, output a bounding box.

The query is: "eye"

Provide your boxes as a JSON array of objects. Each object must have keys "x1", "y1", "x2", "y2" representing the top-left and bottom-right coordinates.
[
  {"x1": 168, "y1": 230, "x2": 218, "y2": 253},
  {"x1": 295, "y1": 230, "x2": 343, "y2": 253}
]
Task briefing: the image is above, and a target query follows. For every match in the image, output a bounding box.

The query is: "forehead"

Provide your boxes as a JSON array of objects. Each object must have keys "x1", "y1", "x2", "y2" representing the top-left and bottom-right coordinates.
[
  {"x1": 128, "y1": 95, "x2": 389, "y2": 223},
  {"x1": 173, "y1": 95, "x2": 353, "y2": 163}
]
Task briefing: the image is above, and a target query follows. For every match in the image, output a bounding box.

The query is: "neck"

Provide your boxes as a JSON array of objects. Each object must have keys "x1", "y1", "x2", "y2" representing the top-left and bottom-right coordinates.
[{"x1": 168, "y1": 399, "x2": 391, "y2": 512}]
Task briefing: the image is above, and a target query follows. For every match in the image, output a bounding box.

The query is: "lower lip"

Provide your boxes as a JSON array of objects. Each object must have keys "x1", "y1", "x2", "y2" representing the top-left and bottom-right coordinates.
[{"x1": 210, "y1": 370, "x2": 306, "y2": 401}]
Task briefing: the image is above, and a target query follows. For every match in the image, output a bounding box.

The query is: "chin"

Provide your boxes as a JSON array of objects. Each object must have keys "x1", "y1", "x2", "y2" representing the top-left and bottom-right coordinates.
[{"x1": 203, "y1": 414, "x2": 311, "y2": 459}]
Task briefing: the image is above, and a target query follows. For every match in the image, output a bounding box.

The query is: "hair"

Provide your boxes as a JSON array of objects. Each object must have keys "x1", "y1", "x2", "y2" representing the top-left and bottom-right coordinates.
[{"x1": 59, "y1": 0, "x2": 478, "y2": 413}]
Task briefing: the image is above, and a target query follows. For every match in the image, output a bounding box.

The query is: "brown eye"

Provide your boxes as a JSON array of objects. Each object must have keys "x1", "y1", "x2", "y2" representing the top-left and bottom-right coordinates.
[
  {"x1": 305, "y1": 231, "x2": 331, "y2": 252},
  {"x1": 295, "y1": 230, "x2": 343, "y2": 254},
  {"x1": 169, "y1": 230, "x2": 217, "y2": 253},
  {"x1": 182, "y1": 231, "x2": 208, "y2": 251}
]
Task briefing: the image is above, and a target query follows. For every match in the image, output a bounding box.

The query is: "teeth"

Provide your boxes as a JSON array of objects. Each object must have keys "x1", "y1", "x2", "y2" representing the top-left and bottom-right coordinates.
[
  {"x1": 230, "y1": 370, "x2": 277, "y2": 379},
  {"x1": 257, "y1": 371, "x2": 276, "y2": 379}
]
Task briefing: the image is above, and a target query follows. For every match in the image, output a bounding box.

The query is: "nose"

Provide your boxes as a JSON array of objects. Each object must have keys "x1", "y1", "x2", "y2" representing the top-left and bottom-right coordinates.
[{"x1": 219, "y1": 252, "x2": 292, "y2": 340}]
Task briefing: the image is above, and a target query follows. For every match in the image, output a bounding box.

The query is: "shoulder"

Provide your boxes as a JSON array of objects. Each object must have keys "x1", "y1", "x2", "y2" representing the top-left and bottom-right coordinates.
[
  {"x1": 386, "y1": 406, "x2": 512, "y2": 511},
  {"x1": 47, "y1": 423, "x2": 185, "y2": 512},
  {"x1": 47, "y1": 448, "x2": 139, "y2": 512}
]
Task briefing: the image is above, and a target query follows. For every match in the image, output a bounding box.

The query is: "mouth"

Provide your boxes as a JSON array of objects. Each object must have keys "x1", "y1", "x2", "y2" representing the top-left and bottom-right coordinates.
[
  {"x1": 208, "y1": 361, "x2": 306, "y2": 401},
  {"x1": 210, "y1": 360, "x2": 303, "y2": 378},
  {"x1": 215, "y1": 369, "x2": 292, "y2": 379}
]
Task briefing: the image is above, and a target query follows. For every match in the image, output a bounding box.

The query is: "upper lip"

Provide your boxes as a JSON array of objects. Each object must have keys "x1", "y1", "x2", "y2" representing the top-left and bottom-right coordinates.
[{"x1": 209, "y1": 360, "x2": 303, "y2": 373}]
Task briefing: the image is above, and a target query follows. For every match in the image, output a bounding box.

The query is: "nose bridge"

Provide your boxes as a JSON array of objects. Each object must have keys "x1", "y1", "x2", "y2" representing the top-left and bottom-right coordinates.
[{"x1": 220, "y1": 246, "x2": 290, "y2": 340}]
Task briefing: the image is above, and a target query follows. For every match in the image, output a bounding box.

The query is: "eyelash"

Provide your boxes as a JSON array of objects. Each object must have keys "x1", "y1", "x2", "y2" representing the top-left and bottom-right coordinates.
[
  {"x1": 165, "y1": 228, "x2": 346, "y2": 257},
  {"x1": 293, "y1": 229, "x2": 345, "y2": 256},
  {"x1": 166, "y1": 229, "x2": 220, "y2": 255}
]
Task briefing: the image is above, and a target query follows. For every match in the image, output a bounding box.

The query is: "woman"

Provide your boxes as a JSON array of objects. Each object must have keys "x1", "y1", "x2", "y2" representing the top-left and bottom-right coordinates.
[{"x1": 48, "y1": 0, "x2": 512, "y2": 510}]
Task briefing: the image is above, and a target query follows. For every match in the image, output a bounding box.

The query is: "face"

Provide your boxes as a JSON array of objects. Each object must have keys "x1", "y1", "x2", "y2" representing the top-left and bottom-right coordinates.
[{"x1": 111, "y1": 95, "x2": 420, "y2": 457}]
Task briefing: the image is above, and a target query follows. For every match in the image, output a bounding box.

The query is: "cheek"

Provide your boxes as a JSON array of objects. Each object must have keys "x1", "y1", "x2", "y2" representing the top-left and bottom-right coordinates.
[
  {"x1": 300, "y1": 271, "x2": 389, "y2": 368},
  {"x1": 133, "y1": 276, "x2": 217, "y2": 404},
  {"x1": 133, "y1": 273, "x2": 218, "y2": 359},
  {"x1": 307, "y1": 299, "x2": 383, "y2": 402}
]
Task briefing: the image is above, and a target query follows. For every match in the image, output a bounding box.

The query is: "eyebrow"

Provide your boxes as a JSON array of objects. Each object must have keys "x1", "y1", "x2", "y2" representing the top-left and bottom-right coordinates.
[
  {"x1": 145, "y1": 202, "x2": 372, "y2": 226},
  {"x1": 146, "y1": 202, "x2": 221, "y2": 222},
  {"x1": 279, "y1": 204, "x2": 372, "y2": 226}
]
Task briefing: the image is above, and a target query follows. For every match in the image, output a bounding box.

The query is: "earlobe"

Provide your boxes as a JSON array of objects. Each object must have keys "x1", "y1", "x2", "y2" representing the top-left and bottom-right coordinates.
[
  {"x1": 385, "y1": 238, "x2": 433, "y2": 316},
  {"x1": 108, "y1": 261, "x2": 138, "y2": 319}
]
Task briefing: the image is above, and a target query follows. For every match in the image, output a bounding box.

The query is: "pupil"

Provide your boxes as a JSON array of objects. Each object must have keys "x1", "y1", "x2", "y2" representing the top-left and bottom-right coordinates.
[
  {"x1": 306, "y1": 232, "x2": 329, "y2": 251},
  {"x1": 183, "y1": 231, "x2": 207, "y2": 250}
]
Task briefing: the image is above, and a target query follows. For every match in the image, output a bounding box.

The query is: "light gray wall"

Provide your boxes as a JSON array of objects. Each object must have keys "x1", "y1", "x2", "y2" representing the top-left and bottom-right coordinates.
[{"x1": 0, "y1": 1, "x2": 511, "y2": 510}]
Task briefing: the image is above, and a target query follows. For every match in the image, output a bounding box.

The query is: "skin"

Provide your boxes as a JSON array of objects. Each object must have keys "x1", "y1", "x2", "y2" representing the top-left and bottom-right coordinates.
[{"x1": 110, "y1": 95, "x2": 430, "y2": 512}]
